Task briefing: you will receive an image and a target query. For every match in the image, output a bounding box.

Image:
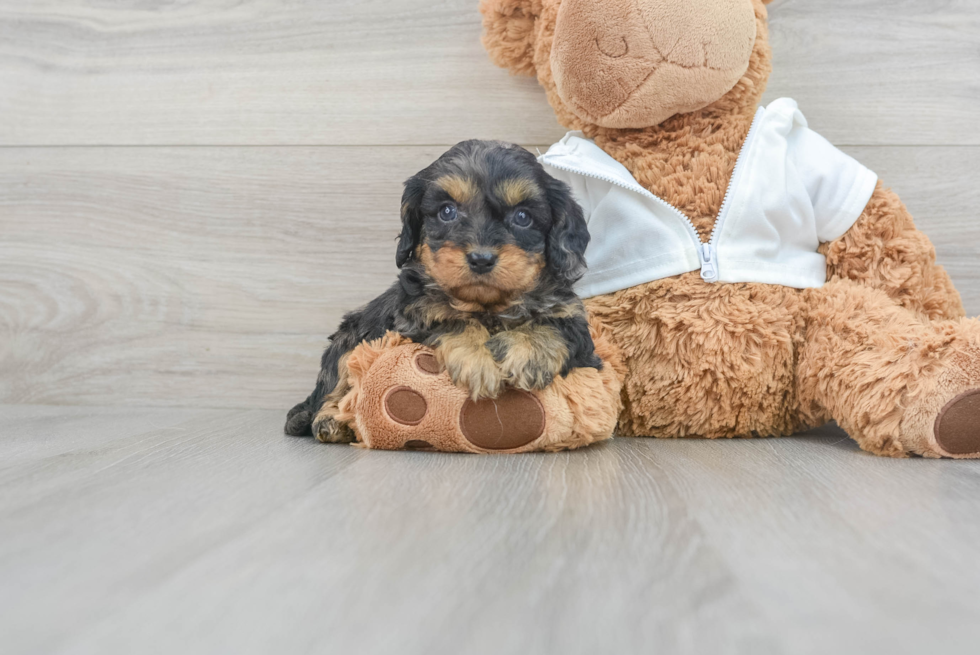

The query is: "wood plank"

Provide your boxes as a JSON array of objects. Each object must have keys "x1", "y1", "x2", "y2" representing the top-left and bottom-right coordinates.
[
  {"x1": 2, "y1": 406, "x2": 979, "y2": 653},
  {"x1": 0, "y1": 407, "x2": 365, "y2": 654},
  {"x1": 0, "y1": 404, "x2": 218, "y2": 469},
  {"x1": 2, "y1": 145, "x2": 979, "y2": 409},
  {"x1": 0, "y1": 0, "x2": 564, "y2": 147},
  {"x1": 762, "y1": 0, "x2": 980, "y2": 146},
  {"x1": 0, "y1": 405, "x2": 772, "y2": 654},
  {"x1": 56, "y1": 441, "x2": 773, "y2": 654},
  {"x1": 0, "y1": 145, "x2": 437, "y2": 409},
  {"x1": 0, "y1": 0, "x2": 977, "y2": 146},
  {"x1": 636, "y1": 427, "x2": 980, "y2": 654}
]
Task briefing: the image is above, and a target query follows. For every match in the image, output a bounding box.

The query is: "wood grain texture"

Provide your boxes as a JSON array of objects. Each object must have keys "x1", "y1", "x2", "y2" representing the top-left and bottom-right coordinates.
[
  {"x1": 0, "y1": 406, "x2": 978, "y2": 655},
  {"x1": 2, "y1": 145, "x2": 979, "y2": 409},
  {"x1": 0, "y1": 0, "x2": 978, "y2": 146},
  {"x1": 0, "y1": 146, "x2": 433, "y2": 408},
  {"x1": 762, "y1": 0, "x2": 980, "y2": 146}
]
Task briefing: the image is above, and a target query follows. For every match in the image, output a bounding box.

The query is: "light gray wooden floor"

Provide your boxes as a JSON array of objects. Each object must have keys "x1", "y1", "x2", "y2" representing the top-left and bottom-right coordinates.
[
  {"x1": 2, "y1": 405, "x2": 980, "y2": 655},
  {"x1": 2, "y1": 1, "x2": 980, "y2": 653}
]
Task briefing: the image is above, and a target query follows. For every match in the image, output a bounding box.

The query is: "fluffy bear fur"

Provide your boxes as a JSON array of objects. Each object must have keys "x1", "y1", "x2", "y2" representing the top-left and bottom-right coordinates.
[{"x1": 481, "y1": 0, "x2": 980, "y2": 458}]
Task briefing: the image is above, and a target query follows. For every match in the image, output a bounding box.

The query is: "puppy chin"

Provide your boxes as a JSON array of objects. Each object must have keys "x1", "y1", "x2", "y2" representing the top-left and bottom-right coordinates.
[{"x1": 450, "y1": 283, "x2": 509, "y2": 307}]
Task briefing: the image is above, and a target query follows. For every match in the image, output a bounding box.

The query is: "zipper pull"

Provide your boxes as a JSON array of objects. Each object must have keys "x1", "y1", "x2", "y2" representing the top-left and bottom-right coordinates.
[{"x1": 700, "y1": 243, "x2": 719, "y2": 282}]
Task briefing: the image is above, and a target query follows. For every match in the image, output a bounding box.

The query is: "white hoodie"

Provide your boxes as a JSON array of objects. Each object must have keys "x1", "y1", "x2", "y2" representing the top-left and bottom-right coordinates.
[{"x1": 538, "y1": 98, "x2": 878, "y2": 298}]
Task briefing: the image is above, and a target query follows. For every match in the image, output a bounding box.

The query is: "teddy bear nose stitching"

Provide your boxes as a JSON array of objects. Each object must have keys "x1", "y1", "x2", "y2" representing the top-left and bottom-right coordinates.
[{"x1": 596, "y1": 34, "x2": 629, "y2": 59}]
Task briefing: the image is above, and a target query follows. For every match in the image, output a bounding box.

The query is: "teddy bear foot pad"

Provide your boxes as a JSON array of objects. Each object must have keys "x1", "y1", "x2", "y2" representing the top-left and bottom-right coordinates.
[
  {"x1": 387, "y1": 385, "x2": 546, "y2": 451},
  {"x1": 935, "y1": 389, "x2": 980, "y2": 455}
]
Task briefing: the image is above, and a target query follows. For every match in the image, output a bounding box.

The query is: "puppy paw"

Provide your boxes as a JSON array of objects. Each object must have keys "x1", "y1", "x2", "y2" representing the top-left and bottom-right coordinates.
[
  {"x1": 435, "y1": 325, "x2": 506, "y2": 399},
  {"x1": 312, "y1": 415, "x2": 357, "y2": 444},
  {"x1": 487, "y1": 325, "x2": 568, "y2": 391},
  {"x1": 284, "y1": 402, "x2": 314, "y2": 436},
  {"x1": 441, "y1": 346, "x2": 506, "y2": 399}
]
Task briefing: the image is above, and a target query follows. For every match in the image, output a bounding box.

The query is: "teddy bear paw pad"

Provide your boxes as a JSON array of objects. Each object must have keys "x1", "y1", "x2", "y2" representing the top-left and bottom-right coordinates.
[
  {"x1": 404, "y1": 440, "x2": 436, "y2": 451},
  {"x1": 935, "y1": 388, "x2": 980, "y2": 455},
  {"x1": 384, "y1": 386, "x2": 428, "y2": 426},
  {"x1": 415, "y1": 352, "x2": 442, "y2": 375},
  {"x1": 460, "y1": 389, "x2": 546, "y2": 451}
]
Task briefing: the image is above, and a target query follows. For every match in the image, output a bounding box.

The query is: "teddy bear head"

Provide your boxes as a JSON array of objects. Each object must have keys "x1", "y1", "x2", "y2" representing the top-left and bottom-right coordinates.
[{"x1": 481, "y1": 0, "x2": 774, "y2": 132}]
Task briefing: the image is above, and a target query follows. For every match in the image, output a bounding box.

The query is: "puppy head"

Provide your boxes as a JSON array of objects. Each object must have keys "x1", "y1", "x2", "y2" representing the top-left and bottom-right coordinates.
[{"x1": 397, "y1": 140, "x2": 589, "y2": 308}]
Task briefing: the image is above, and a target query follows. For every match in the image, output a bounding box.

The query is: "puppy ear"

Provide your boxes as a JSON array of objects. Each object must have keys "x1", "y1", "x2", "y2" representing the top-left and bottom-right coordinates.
[
  {"x1": 396, "y1": 174, "x2": 426, "y2": 268},
  {"x1": 545, "y1": 177, "x2": 590, "y2": 284},
  {"x1": 480, "y1": 0, "x2": 538, "y2": 76}
]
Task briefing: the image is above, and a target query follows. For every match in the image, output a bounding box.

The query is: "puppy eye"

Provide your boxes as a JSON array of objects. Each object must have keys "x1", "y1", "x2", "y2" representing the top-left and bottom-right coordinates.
[
  {"x1": 512, "y1": 209, "x2": 532, "y2": 228},
  {"x1": 438, "y1": 203, "x2": 458, "y2": 222}
]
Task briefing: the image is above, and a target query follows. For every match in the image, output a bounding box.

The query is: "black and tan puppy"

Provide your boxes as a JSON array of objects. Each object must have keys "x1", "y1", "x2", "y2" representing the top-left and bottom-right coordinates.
[{"x1": 285, "y1": 140, "x2": 601, "y2": 443}]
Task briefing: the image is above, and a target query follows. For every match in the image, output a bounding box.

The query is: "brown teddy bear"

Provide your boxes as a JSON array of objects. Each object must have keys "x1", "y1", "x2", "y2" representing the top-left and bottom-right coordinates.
[{"x1": 479, "y1": 0, "x2": 980, "y2": 458}]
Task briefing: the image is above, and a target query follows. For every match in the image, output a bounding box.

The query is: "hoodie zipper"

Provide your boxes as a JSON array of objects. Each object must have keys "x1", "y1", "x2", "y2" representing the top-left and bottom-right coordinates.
[
  {"x1": 542, "y1": 108, "x2": 764, "y2": 284},
  {"x1": 701, "y1": 107, "x2": 764, "y2": 282}
]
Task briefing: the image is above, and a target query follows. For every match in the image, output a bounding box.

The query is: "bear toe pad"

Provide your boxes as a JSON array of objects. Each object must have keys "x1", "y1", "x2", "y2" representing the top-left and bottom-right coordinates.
[
  {"x1": 460, "y1": 389, "x2": 546, "y2": 451},
  {"x1": 935, "y1": 388, "x2": 980, "y2": 455}
]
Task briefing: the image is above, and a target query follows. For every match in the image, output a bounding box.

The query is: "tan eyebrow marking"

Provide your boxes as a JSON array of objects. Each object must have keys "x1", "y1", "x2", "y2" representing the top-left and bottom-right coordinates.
[
  {"x1": 496, "y1": 178, "x2": 541, "y2": 206},
  {"x1": 436, "y1": 175, "x2": 478, "y2": 204}
]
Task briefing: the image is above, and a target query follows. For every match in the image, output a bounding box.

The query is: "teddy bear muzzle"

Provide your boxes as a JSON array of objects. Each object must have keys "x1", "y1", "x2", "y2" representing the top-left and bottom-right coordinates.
[{"x1": 550, "y1": 0, "x2": 757, "y2": 128}]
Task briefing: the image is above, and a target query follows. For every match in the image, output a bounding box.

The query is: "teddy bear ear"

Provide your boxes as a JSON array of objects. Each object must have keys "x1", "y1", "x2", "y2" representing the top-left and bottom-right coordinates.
[{"x1": 480, "y1": 0, "x2": 539, "y2": 77}]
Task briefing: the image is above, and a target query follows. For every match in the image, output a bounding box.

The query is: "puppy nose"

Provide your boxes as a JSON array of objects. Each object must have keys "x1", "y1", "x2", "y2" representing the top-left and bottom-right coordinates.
[{"x1": 466, "y1": 250, "x2": 498, "y2": 274}]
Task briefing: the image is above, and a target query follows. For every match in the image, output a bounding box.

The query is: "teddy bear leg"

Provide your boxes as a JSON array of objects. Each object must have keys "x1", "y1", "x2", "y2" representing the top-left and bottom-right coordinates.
[{"x1": 798, "y1": 279, "x2": 980, "y2": 458}]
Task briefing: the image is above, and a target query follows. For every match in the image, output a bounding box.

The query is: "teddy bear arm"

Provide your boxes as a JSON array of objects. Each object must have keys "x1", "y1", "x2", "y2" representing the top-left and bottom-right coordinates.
[
  {"x1": 339, "y1": 335, "x2": 620, "y2": 453},
  {"x1": 820, "y1": 182, "x2": 964, "y2": 322}
]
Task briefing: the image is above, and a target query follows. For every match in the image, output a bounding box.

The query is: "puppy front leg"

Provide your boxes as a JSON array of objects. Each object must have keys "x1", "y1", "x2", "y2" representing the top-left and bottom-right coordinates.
[
  {"x1": 487, "y1": 324, "x2": 569, "y2": 391},
  {"x1": 312, "y1": 416, "x2": 357, "y2": 444},
  {"x1": 310, "y1": 352, "x2": 358, "y2": 443},
  {"x1": 435, "y1": 324, "x2": 506, "y2": 399}
]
